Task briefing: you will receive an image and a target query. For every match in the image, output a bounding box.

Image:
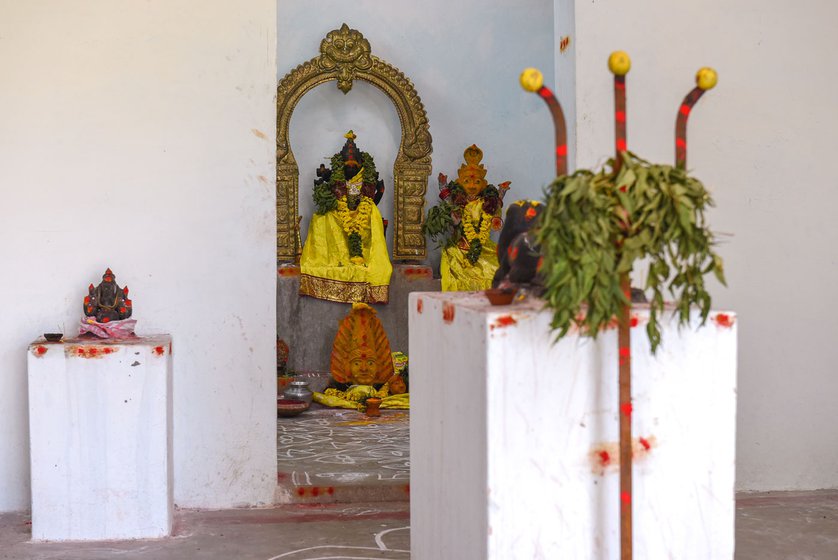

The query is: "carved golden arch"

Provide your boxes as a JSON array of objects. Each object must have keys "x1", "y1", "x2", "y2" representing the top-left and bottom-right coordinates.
[{"x1": 276, "y1": 24, "x2": 432, "y2": 262}]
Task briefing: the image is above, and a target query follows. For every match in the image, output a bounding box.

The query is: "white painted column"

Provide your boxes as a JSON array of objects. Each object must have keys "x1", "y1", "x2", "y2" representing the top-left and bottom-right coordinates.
[
  {"x1": 410, "y1": 292, "x2": 736, "y2": 559},
  {"x1": 28, "y1": 335, "x2": 173, "y2": 541}
]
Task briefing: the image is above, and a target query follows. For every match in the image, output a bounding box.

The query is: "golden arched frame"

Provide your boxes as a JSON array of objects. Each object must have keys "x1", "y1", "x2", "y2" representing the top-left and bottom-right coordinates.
[{"x1": 276, "y1": 24, "x2": 432, "y2": 262}]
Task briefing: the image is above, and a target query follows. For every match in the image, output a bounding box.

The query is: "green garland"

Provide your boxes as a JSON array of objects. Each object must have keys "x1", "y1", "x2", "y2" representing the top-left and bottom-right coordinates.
[
  {"x1": 423, "y1": 181, "x2": 501, "y2": 263},
  {"x1": 538, "y1": 151, "x2": 725, "y2": 352},
  {"x1": 313, "y1": 152, "x2": 380, "y2": 215},
  {"x1": 347, "y1": 231, "x2": 363, "y2": 259}
]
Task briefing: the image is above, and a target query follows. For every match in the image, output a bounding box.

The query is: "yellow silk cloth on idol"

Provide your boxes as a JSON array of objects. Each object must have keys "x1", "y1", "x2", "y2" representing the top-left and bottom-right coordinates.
[
  {"x1": 312, "y1": 384, "x2": 409, "y2": 410},
  {"x1": 440, "y1": 241, "x2": 499, "y2": 291},
  {"x1": 300, "y1": 202, "x2": 392, "y2": 303}
]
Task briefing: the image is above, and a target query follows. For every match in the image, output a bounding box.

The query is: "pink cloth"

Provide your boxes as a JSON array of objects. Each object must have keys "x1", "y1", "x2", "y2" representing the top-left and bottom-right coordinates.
[{"x1": 79, "y1": 317, "x2": 137, "y2": 339}]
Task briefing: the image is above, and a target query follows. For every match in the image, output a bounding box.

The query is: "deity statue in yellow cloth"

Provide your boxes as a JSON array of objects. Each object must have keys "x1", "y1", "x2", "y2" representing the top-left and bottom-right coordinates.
[
  {"x1": 299, "y1": 131, "x2": 392, "y2": 304},
  {"x1": 312, "y1": 303, "x2": 409, "y2": 410},
  {"x1": 424, "y1": 145, "x2": 510, "y2": 291}
]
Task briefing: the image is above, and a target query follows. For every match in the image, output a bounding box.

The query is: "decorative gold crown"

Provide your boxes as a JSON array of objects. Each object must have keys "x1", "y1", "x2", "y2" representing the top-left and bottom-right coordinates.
[
  {"x1": 344, "y1": 130, "x2": 357, "y2": 140},
  {"x1": 458, "y1": 144, "x2": 488, "y2": 183}
]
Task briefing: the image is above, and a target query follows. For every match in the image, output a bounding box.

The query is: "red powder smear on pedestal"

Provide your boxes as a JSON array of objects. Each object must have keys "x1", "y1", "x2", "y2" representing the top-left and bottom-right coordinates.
[
  {"x1": 35, "y1": 346, "x2": 47, "y2": 356},
  {"x1": 598, "y1": 450, "x2": 611, "y2": 466},
  {"x1": 417, "y1": 298, "x2": 423, "y2": 314},
  {"x1": 442, "y1": 302, "x2": 455, "y2": 324},
  {"x1": 297, "y1": 488, "x2": 305, "y2": 497},
  {"x1": 639, "y1": 437, "x2": 651, "y2": 451},
  {"x1": 327, "y1": 487, "x2": 335, "y2": 495},
  {"x1": 713, "y1": 313, "x2": 735, "y2": 328},
  {"x1": 494, "y1": 315, "x2": 517, "y2": 329},
  {"x1": 154, "y1": 346, "x2": 165, "y2": 356},
  {"x1": 103, "y1": 347, "x2": 112, "y2": 354},
  {"x1": 630, "y1": 316, "x2": 639, "y2": 328},
  {"x1": 620, "y1": 402, "x2": 633, "y2": 417},
  {"x1": 311, "y1": 487, "x2": 320, "y2": 497}
]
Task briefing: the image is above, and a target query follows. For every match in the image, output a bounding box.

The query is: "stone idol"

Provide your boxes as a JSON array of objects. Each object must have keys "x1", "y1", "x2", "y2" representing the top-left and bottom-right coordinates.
[{"x1": 80, "y1": 268, "x2": 136, "y2": 338}]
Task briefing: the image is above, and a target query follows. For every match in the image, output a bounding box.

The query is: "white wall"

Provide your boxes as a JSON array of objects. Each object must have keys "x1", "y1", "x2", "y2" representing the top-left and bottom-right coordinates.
[
  {"x1": 278, "y1": 0, "x2": 556, "y2": 264},
  {"x1": 0, "y1": 0, "x2": 277, "y2": 511},
  {"x1": 561, "y1": 0, "x2": 838, "y2": 491}
]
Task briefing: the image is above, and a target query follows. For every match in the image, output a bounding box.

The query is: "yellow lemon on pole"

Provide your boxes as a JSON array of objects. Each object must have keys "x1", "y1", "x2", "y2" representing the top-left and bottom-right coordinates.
[
  {"x1": 608, "y1": 51, "x2": 631, "y2": 76},
  {"x1": 520, "y1": 67, "x2": 544, "y2": 92},
  {"x1": 696, "y1": 67, "x2": 718, "y2": 90}
]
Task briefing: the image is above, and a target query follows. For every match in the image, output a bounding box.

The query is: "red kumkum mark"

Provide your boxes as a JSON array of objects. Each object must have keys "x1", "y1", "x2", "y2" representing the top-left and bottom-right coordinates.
[
  {"x1": 494, "y1": 315, "x2": 517, "y2": 329},
  {"x1": 616, "y1": 139, "x2": 627, "y2": 152},
  {"x1": 311, "y1": 487, "x2": 320, "y2": 497},
  {"x1": 620, "y1": 402, "x2": 633, "y2": 417},
  {"x1": 327, "y1": 487, "x2": 335, "y2": 495},
  {"x1": 615, "y1": 80, "x2": 626, "y2": 91},
  {"x1": 35, "y1": 346, "x2": 48, "y2": 356},
  {"x1": 713, "y1": 313, "x2": 735, "y2": 328},
  {"x1": 679, "y1": 104, "x2": 692, "y2": 116},
  {"x1": 621, "y1": 492, "x2": 631, "y2": 506},
  {"x1": 598, "y1": 450, "x2": 611, "y2": 466},
  {"x1": 297, "y1": 488, "x2": 306, "y2": 497},
  {"x1": 417, "y1": 298, "x2": 423, "y2": 314},
  {"x1": 615, "y1": 110, "x2": 626, "y2": 123},
  {"x1": 404, "y1": 484, "x2": 411, "y2": 494},
  {"x1": 442, "y1": 302, "x2": 455, "y2": 324},
  {"x1": 154, "y1": 346, "x2": 165, "y2": 356},
  {"x1": 556, "y1": 144, "x2": 568, "y2": 157},
  {"x1": 630, "y1": 316, "x2": 639, "y2": 328},
  {"x1": 676, "y1": 137, "x2": 687, "y2": 148},
  {"x1": 639, "y1": 437, "x2": 651, "y2": 451},
  {"x1": 538, "y1": 86, "x2": 553, "y2": 99}
]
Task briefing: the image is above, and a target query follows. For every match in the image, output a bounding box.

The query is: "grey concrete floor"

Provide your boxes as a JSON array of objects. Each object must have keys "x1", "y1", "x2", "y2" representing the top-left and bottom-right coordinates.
[
  {"x1": 0, "y1": 502, "x2": 410, "y2": 560},
  {"x1": 735, "y1": 490, "x2": 838, "y2": 560},
  {"x1": 2, "y1": 491, "x2": 837, "y2": 558}
]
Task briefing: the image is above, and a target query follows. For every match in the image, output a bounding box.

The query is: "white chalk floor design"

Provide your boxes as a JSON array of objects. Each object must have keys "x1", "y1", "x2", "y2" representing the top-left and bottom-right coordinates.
[
  {"x1": 266, "y1": 525, "x2": 410, "y2": 560},
  {"x1": 277, "y1": 408, "x2": 410, "y2": 486}
]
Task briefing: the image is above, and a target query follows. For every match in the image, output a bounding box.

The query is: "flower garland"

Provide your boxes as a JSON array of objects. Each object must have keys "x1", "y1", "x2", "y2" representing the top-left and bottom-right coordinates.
[
  {"x1": 337, "y1": 195, "x2": 373, "y2": 263},
  {"x1": 423, "y1": 178, "x2": 509, "y2": 266},
  {"x1": 461, "y1": 200, "x2": 493, "y2": 265}
]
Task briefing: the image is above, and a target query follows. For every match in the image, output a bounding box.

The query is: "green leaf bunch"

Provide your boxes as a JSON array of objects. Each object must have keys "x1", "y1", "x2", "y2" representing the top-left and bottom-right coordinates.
[
  {"x1": 423, "y1": 200, "x2": 461, "y2": 247},
  {"x1": 537, "y1": 151, "x2": 725, "y2": 352}
]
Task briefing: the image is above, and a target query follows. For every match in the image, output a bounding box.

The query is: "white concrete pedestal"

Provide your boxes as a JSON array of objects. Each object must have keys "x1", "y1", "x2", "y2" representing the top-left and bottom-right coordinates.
[
  {"x1": 27, "y1": 335, "x2": 173, "y2": 541},
  {"x1": 409, "y1": 292, "x2": 737, "y2": 559}
]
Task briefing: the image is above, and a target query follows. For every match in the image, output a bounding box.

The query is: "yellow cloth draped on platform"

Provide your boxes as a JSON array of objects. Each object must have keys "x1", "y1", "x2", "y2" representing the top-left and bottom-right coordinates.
[
  {"x1": 312, "y1": 384, "x2": 410, "y2": 410},
  {"x1": 300, "y1": 203, "x2": 392, "y2": 304},
  {"x1": 440, "y1": 242, "x2": 499, "y2": 291}
]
